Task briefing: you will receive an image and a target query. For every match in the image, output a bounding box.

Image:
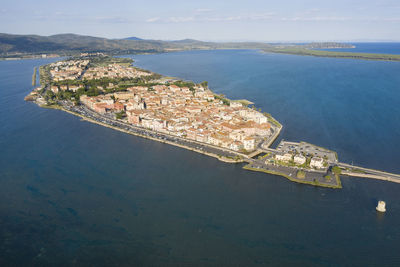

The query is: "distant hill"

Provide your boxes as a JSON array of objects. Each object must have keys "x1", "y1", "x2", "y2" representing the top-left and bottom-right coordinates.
[
  {"x1": 124, "y1": 37, "x2": 143, "y2": 41},
  {"x1": 169, "y1": 39, "x2": 201, "y2": 43},
  {"x1": 0, "y1": 33, "x2": 282, "y2": 56},
  {"x1": 0, "y1": 33, "x2": 176, "y2": 55}
]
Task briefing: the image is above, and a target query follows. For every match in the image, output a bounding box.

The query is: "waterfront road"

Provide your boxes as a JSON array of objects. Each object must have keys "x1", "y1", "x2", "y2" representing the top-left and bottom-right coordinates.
[
  {"x1": 338, "y1": 162, "x2": 400, "y2": 183},
  {"x1": 61, "y1": 102, "x2": 245, "y2": 161}
]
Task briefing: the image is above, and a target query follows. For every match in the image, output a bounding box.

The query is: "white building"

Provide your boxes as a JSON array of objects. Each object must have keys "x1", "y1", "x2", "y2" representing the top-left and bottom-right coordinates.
[
  {"x1": 294, "y1": 154, "x2": 306, "y2": 165},
  {"x1": 275, "y1": 153, "x2": 292, "y2": 162},
  {"x1": 229, "y1": 141, "x2": 243, "y2": 151},
  {"x1": 310, "y1": 157, "x2": 324, "y2": 169},
  {"x1": 243, "y1": 137, "x2": 255, "y2": 151},
  {"x1": 68, "y1": 85, "x2": 80, "y2": 92}
]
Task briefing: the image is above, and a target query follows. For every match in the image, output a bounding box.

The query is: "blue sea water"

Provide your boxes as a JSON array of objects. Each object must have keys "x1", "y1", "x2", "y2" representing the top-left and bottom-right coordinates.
[{"x1": 1, "y1": 48, "x2": 400, "y2": 266}]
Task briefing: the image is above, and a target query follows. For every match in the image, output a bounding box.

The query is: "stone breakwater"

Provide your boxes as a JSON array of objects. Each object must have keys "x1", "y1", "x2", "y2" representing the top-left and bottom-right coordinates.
[{"x1": 342, "y1": 171, "x2": 400, "y2": 184}]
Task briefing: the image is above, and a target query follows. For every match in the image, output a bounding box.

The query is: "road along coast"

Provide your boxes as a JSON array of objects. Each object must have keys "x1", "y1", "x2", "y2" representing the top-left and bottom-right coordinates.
[{"x1": 41, "y1": 103, "x2": 248, "y2": 164}]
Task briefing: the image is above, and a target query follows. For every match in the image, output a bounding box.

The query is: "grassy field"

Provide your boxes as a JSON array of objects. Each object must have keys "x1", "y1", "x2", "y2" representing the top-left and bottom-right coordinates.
[{"x1": 89, "y1": 56, "x2": 134, "y2": 67}]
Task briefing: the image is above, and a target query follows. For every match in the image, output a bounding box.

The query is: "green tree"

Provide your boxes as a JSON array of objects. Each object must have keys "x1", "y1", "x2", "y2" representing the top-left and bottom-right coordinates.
[
  {"x1": 332, "y1": 166, "x2": 342, "y2": 175},
  {"x1": 200, "y1": 81, "x2": 208, "y2": 88},
  {"x1": 45, "y1": 90, "x2": 55, "y2": 101},
  {"x1": 115, "y1": 111, "x2": 126, "y2": 120}
]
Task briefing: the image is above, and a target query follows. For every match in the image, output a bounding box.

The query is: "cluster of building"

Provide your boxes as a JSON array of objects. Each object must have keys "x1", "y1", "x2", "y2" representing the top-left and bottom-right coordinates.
[
  {"x1": 48, "y1": 59, "x2": 154, "y2": 94},
  {"x1": 274, "y1": 153, "x2": 325, "y2": 169},
  {"x1": 50, "y1": 84, "x2": 82, "y2": 94},
  {"x1": 80, "y1": 93, "x2": 125, "y2": 113},
  {"x1": 49, "y1": 60, "x2": 89, "y2": 81},
  {"x1": 46, "y1": 58, "x2": 275, "y2": 152},
  {"x1": 80, "y1": 83, "x2": 273, "y2": 152},
  {"x1": 82, "y1": 63, "x2": 152, "y2": 80}
]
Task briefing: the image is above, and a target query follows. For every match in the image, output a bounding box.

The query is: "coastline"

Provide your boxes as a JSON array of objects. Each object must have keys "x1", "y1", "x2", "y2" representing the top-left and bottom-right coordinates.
[
  {"x1": 42, "y1": 104, "x2": 245, "y2": 164},
  {"x1": 42, "y1": 103, "x2": 344, "y2": 189}
]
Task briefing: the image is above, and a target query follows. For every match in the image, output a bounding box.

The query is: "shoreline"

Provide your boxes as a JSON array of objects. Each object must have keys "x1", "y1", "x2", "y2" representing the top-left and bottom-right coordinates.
[
  {"x1": 42, "y1": 104, "x2": 245, "y2": 164},
  {"x1": 35, "y1": 97, "x2": 400, "y2": 188},
  {"x1": 342, "y1": 171, "x2": 400, "y2": 184},
  {"x1": 42, "y1": 101, "x2": 400, "y2": 187},
  {"x1": 243, "y1": 165, "x2": 342, "y2": 189},
  {"x1": 42, "y1": 103, "x2": 345, "y2": 189}
]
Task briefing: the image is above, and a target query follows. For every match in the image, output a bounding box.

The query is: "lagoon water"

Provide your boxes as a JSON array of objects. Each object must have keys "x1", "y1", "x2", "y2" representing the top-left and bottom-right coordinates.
[{"x1": 1, "y1": 49, "x2": 400, "y2": 266}]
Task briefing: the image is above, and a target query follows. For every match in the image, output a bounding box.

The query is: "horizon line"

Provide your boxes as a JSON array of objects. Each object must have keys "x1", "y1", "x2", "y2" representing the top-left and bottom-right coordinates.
[{"x1": 1, "y1": 32, "x2": 400, "y2": 43}]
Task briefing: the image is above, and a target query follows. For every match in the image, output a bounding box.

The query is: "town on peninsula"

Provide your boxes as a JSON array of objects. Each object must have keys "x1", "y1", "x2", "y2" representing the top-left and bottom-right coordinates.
[{"x1": 25, "y1": 54, "x2": 400, "y2": 189}]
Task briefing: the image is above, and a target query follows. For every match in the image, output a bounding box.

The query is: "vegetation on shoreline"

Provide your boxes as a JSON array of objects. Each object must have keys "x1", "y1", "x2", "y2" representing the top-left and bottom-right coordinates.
[
  {"x1": 214, "y1": 94, "x2": 230, "y2": 106},
  {"x1": 39, "y1": 65, "x2": 51, "y2": 87},
  {"x1": 263, "y1": 113, "x2": 282, "y2": 128},
  {"x1": 332, "y1": 166, "x2": 342, "y2": 175},
  {"x1": 264, "y1": 47, "x2": 400, "y2": 61},
  {"x1": 32, "y1": 67, "x2": 37, "y2": 86}
]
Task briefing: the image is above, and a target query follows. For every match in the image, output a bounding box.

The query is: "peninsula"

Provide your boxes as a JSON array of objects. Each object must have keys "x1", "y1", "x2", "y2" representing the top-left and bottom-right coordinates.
[
  {"x1": 25, "y1": 54, "x2": 400, "y2": 188},
  {"x1": 263, "y1": 46, "x2": 400, "y2": 61}
]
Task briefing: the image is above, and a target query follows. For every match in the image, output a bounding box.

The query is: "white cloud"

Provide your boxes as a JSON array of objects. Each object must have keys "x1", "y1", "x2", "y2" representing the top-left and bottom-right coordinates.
[
  {"x1": 144, "y1": 11, "x2": 400, "y2": 24},
  {"x1": 195, "y1": 8, "x2": 213, "y2": 13},
  {"x1": 95, "y1": 16, "x2": 132, "y2": 24},
  {"x1": 167, "y1": 17, "x2": 195, "y2": 23},
  {"x1": 146, "y1": 16, "x2": 195, "y2": 23},
  {"x1": 247, "y1": 13, "x2": 275, "y2": 20},
  {"x1": 281, "y1": 16, "x2": 350, "y2": 22},
  {"x1": 146, "y1": 17, "x2": 160, "y2": 23},
  {"x1": 279, "y1": 16, "x2": 400, "y2": 22}
]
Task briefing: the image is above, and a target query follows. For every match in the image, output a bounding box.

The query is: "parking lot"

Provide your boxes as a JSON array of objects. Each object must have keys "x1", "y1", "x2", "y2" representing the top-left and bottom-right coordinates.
[{"x1": 276, "y1": 141, "x2": 337, "y2": 163}]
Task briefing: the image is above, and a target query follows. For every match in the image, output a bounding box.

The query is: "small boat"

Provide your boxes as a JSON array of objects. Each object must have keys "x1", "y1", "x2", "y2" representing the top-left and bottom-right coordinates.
[{"x1": 376, "y1": 201, "x2": 386, "y2": 212}]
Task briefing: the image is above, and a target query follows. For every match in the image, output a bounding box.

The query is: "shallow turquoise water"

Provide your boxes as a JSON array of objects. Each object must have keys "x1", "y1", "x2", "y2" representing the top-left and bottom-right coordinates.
[{"x1": 1, "y1": 50, "x2": 400, "y2": 266}]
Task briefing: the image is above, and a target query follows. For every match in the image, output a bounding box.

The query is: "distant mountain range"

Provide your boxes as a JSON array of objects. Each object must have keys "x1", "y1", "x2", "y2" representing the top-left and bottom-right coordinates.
[
  {"x1": 0, "y1": 33, "x2": 355, "y2": 56},
  {"x1": 0, "y1": 33, "x2": 268, "y2": 55},
  {"x1": 2, "y1": 33, "x2": 370, "y2": 63},
  {"x1": 0, "y1": 33, "x2": 179, "y2": 55}
]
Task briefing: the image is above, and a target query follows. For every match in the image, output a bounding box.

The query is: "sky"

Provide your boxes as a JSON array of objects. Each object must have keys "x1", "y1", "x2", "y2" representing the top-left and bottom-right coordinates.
[{"x1": 1, "y1": 0, "x2": 400, "y2": 42}]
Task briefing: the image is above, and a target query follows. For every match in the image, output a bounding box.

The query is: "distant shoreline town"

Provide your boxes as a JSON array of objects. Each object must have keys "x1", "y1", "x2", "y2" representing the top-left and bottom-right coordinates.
[{"x1": 25, "y1": 54, "x2": 400, "y2": 188}]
